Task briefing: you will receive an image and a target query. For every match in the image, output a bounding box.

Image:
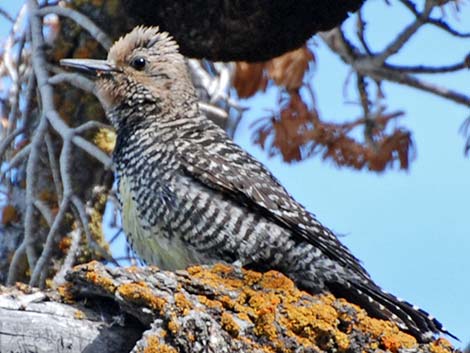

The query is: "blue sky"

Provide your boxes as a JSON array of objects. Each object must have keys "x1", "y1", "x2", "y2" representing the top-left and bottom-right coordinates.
[{"x1": 1, "y1": 1, "x2": 469, "y2": 347}]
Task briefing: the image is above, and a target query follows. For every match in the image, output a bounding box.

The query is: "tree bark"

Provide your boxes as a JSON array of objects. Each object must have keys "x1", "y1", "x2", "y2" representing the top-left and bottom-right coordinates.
[{"x1": 0, "y1": 262, "x2": 457, "y2": 353}]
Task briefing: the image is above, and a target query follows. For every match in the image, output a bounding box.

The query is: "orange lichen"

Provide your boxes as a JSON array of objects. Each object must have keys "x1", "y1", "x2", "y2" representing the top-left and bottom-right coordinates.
[
  {"x1": 57, "y1": 283, "x2": 75, "y2": 303},
  {"x1": 236, "y1": 312, "x2": 252, "y2": 324},
  {"x1": 167, "y1": 315, "x2": 180, "y2": 335},
  {"x1": 174, "y1": 292, "x2": 192, "y2": 315},
  {"x1": 259, "y1": 270, "x2": 295, "y2": 292},
  {"x1": 74, "y1": 310, "x2": 86, "y2": 320},
  {"x1": 14, "y1": 282, "x2": 33, "y2": 294},
  {"x1": 117, "y1": 281, "x2": 166, "y2": 312},
  {"x1": 58, "y1": 236, "x2": 72, "y2": 254},
  {"x1": 188, "y1": 264, "x2": 246, "y2": 291},
  {"x1": 242, "y1": 268, "x2": 263, "y2": 286},
  {"x1": 221, "y1": 312, "x2": 240, "y2": 337},
  {"x1": 68, "y1": 263, "x2": 454, "y2": 353},
  {"x1": 280, "y1": 295, "x2": 349, "y2": 351},
  {"x1": 429, "y1": 338, "x2": 454, "y2": 353},
  {"x1": 143, "y1": 335, "x2": 178, "y2": 353},
  {"x1": 197, "y1": 295, "x2": 223, "y2": 310},
  {"x1": 342, "y1": 298, "x2": 417, "y2": 351},
  {"x1": 81, "y1": 262, "x2": 116, "y2": 293}
]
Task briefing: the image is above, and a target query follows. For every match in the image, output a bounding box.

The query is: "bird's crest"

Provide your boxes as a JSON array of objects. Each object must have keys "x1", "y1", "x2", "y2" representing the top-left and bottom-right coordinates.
[{"x1": 108, "y1": 26, "x2": 179, "y2": 63}]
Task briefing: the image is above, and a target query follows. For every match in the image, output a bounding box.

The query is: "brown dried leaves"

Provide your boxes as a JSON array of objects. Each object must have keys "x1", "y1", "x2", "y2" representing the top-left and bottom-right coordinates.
[
  {"x1": 234, "y1": 45, "x2": 413, "y2": 171},
  {"x1": 233, "y1": 46, "x2": 313, "y2": 98},
  {"x1": 253, "y1": 92, "x2": 414, "y2": 171}
]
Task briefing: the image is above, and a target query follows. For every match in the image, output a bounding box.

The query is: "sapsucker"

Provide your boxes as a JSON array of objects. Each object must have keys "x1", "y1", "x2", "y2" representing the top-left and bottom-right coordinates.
[{"x1": 61, "y1": 26, "x2": 454, "y2": 342}]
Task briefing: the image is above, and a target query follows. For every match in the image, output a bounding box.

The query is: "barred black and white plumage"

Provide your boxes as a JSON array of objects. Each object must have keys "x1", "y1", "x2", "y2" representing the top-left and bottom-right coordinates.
[{"x1": 61, "y1": 26, "x2": 456, "y2": 342}]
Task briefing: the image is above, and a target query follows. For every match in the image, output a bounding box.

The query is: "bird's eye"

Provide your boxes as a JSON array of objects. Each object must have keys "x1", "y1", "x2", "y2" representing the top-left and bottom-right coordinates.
[{"x1": 131, "y1": 57, "x2": 146, "y2": 70}]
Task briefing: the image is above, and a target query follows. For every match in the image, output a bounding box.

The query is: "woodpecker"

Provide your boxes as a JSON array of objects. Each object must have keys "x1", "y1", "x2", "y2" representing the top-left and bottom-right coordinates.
[{"x1": 61, "y1": 26, "x2": 454, "y2": 342}]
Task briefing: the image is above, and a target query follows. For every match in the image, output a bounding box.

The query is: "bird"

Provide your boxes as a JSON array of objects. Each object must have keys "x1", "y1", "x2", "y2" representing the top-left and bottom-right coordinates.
[{"x1": 60, "y1": 26, "x2": 455, "y2": 342}]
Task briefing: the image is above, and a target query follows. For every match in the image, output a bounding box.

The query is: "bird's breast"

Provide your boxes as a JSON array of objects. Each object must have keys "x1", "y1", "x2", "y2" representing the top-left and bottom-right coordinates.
[{"x1": 119, "y1": 174, "x2": 201, "y2": 269}]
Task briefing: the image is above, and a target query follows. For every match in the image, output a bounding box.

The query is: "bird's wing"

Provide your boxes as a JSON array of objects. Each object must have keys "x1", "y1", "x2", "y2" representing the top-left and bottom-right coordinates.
[{"x1": 176, "y1": 137, "x2": 371, "y2": 280}]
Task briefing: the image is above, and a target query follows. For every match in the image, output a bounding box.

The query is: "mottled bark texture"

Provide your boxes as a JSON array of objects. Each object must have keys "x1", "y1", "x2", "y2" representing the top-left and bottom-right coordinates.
[{"x1": 0, "y1": 263, "x2": 456, "y2": 353}]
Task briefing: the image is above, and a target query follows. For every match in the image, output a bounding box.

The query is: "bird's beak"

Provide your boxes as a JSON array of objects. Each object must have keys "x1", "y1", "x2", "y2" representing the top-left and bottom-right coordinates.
[{"x1": 60, "y1": 58, "x2": 117, "y2": 75}]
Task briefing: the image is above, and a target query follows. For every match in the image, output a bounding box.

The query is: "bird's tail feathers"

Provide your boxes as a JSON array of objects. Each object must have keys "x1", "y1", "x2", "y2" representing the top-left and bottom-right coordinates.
[{"x1": 329, "y1": 280, "x2": 458, "y2": 342}]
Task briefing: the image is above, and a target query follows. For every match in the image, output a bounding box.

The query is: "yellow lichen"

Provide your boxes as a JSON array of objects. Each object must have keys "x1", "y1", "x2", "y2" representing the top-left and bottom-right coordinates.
[
  {"x1": 74, "y1": 310, "x2": 86, "y2": 320},
  {"x1": 346, "y1": 298, "x2": 417, "y2": 351},
  {"x1": 429, "y1": 338, "x2": 454, "y2": 353},
  {"x1": 83, "y1": 262, "x2": 116, "y2": 293},
  {"x1": 174, "y1": 292, "x2": 192, "y2": 315},
  {"x1": 57, "y1": 283, "x2": 75, "y2": 303},
  {"x1": 259, "y1": 270, "x2": 295, "y2": 292},
  {"x1": 221, "y1": 312, "x2": 240, "y2": 337},
  {"x1": 142, "y1": 335, "x2": 178, "y2": 353},
  {"x1": 167, "y1": 315, "x2": 180, "y2": 335},
  {"x1": 197, "y1": 295, "x2": 223, "y2": 310},
  {"x1": 117, "y1": 281, "x2": 166, "y2": 312},
  {"x1": 93, "y1": 128, "x2": 116, "y2": 154}
]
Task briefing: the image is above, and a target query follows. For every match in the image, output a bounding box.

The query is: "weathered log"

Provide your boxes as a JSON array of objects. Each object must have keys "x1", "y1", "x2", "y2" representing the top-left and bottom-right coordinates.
[{"x1": 0, "y1": 262, "x2": 457, "y2": 353}]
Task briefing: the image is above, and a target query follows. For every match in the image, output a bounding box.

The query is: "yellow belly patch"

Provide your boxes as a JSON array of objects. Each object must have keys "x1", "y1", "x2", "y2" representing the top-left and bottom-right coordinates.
[{"x1": 119, "y1": 175, "x2": 198, "y2": 269}]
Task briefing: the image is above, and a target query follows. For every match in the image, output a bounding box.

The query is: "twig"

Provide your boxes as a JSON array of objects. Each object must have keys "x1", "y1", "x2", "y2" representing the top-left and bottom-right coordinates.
[
  {"x1": 29, "y1": 196, "x2": 70, "y2": 287},
  {"x1": 3, "y1": 4, "x2": 27, "y2": 83},
  {"x1": 33, "y1": 199, "x2": 54, "y2": 226},
  {"x1": 72, "y1": 195, "x2": 117, "y2": 265},
  {"x1": 0, "y1": 7, "x2": 15, "y2": 22},
  {"x1": 356, "y1": 10, "x2": 372, "y2": 55},
  {"x1": 0, "y1": 128, "x2": 24, "y2": 162},
  {"x1": 1, "y1": 145, "x2": 31, "y2": 177},
  {"x1": 52, "y1": 228, "x2": 82, "y2": 287},
  {"x1": 30, "y1": 131, "x2": 75, "y2": 287},
  {"x1": 72, "y1": 135, "x2": 112, "y2": 168},
  {"x1": 22, "y1": 113, "x2": 48, "y2": 273},
  {"x1": 6, "y1": 36, "x2": 27, "y2": 137},
  {"x1": 49, "y1": 72, "x2": 95, "y2": 93},
  {"x1": 385, "y1": 59, "x2": 470, "y2": 74},
  {"x1": 75, "y1": 120, "x2": 112, "y2": 133},
  {"x1": 37, "y1": 5, "x2": 111, "y2": 49},
  {"x1": 6, "y1": 241, "x2": 27, "y2": 285},
  {"x1": 320, "y1": 28, "x2": 470, "y2": 107},
  {"x1": 375, "y1": 2, "x2": 433, "y2": 64},
  {"x1": 44, "y1": 132, "x2": 62, "y2": 201},
  {"x1": 399, "y1": 0, "x2": 470, "y2": 38},
  {"x1": 370, "y1": 66, "x2": 470, "y2": 106},
  {"x1": 19, "y1": 74, "x2": 37, "y2": 135}
]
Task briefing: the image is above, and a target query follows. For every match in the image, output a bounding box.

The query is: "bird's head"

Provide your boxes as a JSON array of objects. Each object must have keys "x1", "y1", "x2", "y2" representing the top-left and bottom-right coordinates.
[{"x1": 61, "y1": 26, "x2": 195, "y2": 128}]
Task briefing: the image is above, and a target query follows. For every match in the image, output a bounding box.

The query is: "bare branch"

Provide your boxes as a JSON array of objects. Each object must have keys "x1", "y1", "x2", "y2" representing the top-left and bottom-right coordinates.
[
  {"x1": 33, "y1": 199, "x2": 54, "y2": 226},
  {"x1": 0, "y1": 128, "x2": 24, "y2": 162},
  {"x1": 44, "y1": 131, "x2": 63, "y2": 200},
  {"x1": 375, "y1": 2, "x2": 433, "y2": 64},
  {"x1": 400, "y1": 0, "x2": 470, "y2": 38},
  {"x1": 385, "y1": 57, "x2": 470, "y2": 73},
  {"x1": 72, "y1": 135, "x2": 113, "y2": 168},
  {"x1": 6, "y1": 241, "x2": 27, "y2": 285},
  {"x1": 356, "y1": 10, "x2": 372, "y2": 55},
  {"x1": 36, "y1": 5, "x2": 112, "y2": 49},
  {"x1": 22, "y1": 114, "x2": 48, "y2": 273},
  {"x1": 49, "y1": 72, "x2": 95, "y2": 93},
  {"x1": 75, "y1": 120, "x2": 112, "y2": 134},
  {"x1": 320, "y1": 28, "x2": 470, "y2": 107},
  {"x1": 29, "y1": 196, "x2": 70, "y2": 287},
  {"x1": 0, "y1": 7, "x2": 15, "y2": 22},
  {"x1": 52, "y1": 228, "x2": 82, "y2": 287},
  {"x1": 1, "y1": 145, "x2": 31, "y2": 177}
]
